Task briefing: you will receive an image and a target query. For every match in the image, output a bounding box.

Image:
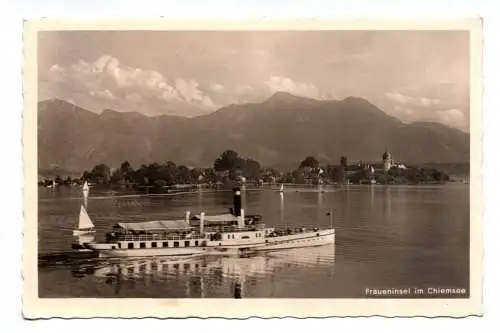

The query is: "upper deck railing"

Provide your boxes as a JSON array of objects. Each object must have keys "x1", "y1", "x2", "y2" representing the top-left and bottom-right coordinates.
[
  {"x1": 203, "y1": 223, "x2": 267, "y2": 233},
  {"x1": 110, "y1": 223, "x2": 270, "y2": 242},
  {"x1": 113, "y1": 234, "x2": 204, "y2": 242}
]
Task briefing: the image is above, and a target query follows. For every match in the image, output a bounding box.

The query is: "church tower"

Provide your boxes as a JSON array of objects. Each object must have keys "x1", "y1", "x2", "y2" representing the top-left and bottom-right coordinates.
[{"x1": 383, "y1": 149, "x2": 392, "y2": 171}]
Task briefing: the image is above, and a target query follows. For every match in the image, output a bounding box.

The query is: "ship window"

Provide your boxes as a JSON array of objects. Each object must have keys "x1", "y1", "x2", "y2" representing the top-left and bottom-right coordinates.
[
  {"x1": 163, "y1": 242, "x2": 168, "y2": 247},
  {"x1": 111, "y1": 246, "x2": 116, "y2": 249},
  {"x1": 195, "y1": 240, "x2": 199, "y2": 246},
  {"x1": 151, "y1": 242, "x2": 157, "y2": 248},
  {"x1": 228, "y1": 234, "x2": 231, "y2": 239},
  {"x1": 174, "y1": 241, "x2": 179, "y2": 247},
  {"x1": 140, "y1": 242, "x2": 146, "y2": 248},
  {"x1": 128, "y1": 243, "x2": 134, "y2": 249},
  {"x1": 185, "y1": 241, "x2": 190, "y2": 247},
  {"x1": 117, "y1": 243, "x2": 121, "y2": 248}
]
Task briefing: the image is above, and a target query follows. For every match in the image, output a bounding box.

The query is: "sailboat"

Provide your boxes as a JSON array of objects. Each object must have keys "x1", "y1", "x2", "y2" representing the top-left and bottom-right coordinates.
[
  {"x1": 82, "y1": 181, "x2": 90, "y2": 196},
  {"x1": 73, "y1": 205, "x2": 96, "y2": 236},
  {"x1": 279, "y1": 184, "x2": 284, "y2": 193}
]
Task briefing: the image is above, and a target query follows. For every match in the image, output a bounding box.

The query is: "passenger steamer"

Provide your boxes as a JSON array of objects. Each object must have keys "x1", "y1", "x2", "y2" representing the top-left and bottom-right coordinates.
[{"x1": 76, "y1": 188, "x2": 335, "y2": 258}]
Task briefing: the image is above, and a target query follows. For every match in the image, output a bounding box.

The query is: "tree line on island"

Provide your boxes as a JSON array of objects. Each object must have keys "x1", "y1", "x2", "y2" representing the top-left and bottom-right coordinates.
[{"x1": 39, "y1": 149, "x2": 452, "y2": 188}]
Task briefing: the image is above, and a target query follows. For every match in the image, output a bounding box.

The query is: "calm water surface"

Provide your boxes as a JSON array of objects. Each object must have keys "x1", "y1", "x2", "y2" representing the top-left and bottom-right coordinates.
[{"x1": 38, "y1": 185, "x2": 469, "y2": 298}]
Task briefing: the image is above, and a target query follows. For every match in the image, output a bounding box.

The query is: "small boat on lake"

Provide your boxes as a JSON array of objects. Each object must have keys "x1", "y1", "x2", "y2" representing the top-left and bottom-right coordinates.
[
  {"x1": 77, "y1": 188, "x2": 335, "y2": 258},
  {"x1": 82, "y1": 181, "x2": 90, "y2": 194},
  {"x1": 72, "y1": 205, "x2": 96, "y2": 236}
]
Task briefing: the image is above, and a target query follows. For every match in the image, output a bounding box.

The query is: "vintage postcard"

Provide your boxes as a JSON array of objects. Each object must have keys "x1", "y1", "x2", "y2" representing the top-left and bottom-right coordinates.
[{"x1": 22, "y1": 18, "x2": 483, "y2": 318}]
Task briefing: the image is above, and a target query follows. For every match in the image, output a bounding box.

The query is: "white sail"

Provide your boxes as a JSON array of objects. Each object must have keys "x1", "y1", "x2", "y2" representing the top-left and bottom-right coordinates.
[
  {"x1": 83, "y1": 181, "x2": 89, "y2": 192},
  {"x1": 280, "y1": 184, "x2": 284, "y2": 192},
  {"x1": 78, "y1": 205, "x2": 95, "y2": 230}
]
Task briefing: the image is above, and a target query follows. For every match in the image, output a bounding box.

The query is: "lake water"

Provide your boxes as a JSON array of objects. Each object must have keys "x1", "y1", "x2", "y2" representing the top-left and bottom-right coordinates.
[{"x1": 37, "y1": 184, "x2": 469, "y2": 298}]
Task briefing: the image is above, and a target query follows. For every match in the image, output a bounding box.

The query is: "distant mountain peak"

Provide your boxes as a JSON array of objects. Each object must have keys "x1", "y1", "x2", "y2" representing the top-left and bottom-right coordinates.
[
  {"x1": 340, "y1": 96, "x2": 374, "y2": 105},
  {"x1": 265, "y1": 91, "x2": 316, "y2": 103},
  {"x1": 39, "y1": 98, "x2": 75, "y2": 108},
  {"x1": 100, "y1": 109, "x2": 145, "y2": 118}
]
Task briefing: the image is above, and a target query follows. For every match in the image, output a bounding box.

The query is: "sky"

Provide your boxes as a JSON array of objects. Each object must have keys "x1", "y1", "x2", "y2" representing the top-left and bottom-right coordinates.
[{"x1": 38, "y1": 30, "x2": 470, "y2": 132}]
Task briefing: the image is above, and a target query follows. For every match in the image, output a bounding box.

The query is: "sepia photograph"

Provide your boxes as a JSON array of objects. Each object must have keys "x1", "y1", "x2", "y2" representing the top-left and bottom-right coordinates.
[{"x1": 22, "y1": 19, "x2": 483, "y2": 318}]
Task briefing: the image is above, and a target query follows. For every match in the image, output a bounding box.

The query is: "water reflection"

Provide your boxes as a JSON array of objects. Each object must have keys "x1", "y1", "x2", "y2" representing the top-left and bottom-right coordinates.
[
  {"x1": 384, "y1": 187, "x2": 392, "y2": 220},
  {"x1": 370, "y1": 185, "x2": 375, "y2": 210},
  {"x1": 317, "y1": 189, "x2": 323, "y2": 220},
  {"x1": 279, "y1": 192, "x2": 284, "y2": 222},
  {"x1": 72, "y1": 245, "x2": 335, "y2": 298}
]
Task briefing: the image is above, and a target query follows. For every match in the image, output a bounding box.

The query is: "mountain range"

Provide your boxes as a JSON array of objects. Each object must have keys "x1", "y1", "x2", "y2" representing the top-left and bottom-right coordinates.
[{"x1": 37, "y1": 92, "x2": 470, "y2": 173}]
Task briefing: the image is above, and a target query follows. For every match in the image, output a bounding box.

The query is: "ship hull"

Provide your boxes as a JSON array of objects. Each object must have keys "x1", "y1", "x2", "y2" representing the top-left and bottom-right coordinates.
[
  {"x1": 207, "y1": 229, "x2": 335, "y2": 255},
  {"x1": 93, "y1": 246, "x2": 208, "y2": 258},
  {"x1": 257, "y1": 229, "x2": 335, "y2": 252}
]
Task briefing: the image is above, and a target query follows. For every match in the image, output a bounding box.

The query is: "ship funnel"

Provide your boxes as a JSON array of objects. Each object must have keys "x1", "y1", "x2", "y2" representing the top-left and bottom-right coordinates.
[
  {"x1": 185, "y1": 211, "x2": 191, "y2": 222},
  {"x1": 233, "y1": 187, "x2": 242, "y2": 217}
]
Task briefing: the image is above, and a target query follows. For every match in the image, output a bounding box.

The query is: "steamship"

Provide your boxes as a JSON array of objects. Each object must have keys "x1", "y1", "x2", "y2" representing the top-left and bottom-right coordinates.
[{"x1": 77, "y1": 188, "x2": 336, "y2": 258}]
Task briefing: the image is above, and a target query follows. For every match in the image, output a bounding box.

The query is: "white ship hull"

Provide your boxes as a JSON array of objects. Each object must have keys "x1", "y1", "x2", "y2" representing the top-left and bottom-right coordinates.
[
  {"x1": 256, "y1": 229, "x2": 335, "y2": 252},
  {"x1": 92, "y1": 245, "x2": 208, "y2": 258}
]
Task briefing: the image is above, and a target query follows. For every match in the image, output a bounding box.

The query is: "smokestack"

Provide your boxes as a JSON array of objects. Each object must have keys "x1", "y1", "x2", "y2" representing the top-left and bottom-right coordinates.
[
  {"x1": 200, "y1": 212, "x2": 205, "y2": 235},
  {"x1": 233, "y1": 188, "x2": 241, "y2": 217}
]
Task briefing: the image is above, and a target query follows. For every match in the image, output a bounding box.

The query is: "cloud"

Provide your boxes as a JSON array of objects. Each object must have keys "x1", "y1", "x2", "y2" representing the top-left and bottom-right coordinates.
[
  {"x1": 264, "y1": 76, "x2": 322, "y2": 99},
  {"x1": 385, "y1": 91, "x2": 440, "y2": 107},
  {"x1": 90, "y1": 89, "x2": 115, "y2": 100},
  {"x1": 42, "y1": 55, "x2": 219, "y2": 116},
  {"x1": 323, "y1": 51, "x2": 373, "y2": 65},
  {"x1": 435, "y1": 108, "x2": 468, "y2": 130},
  {"x1": 210, "y1": 83, "x2": 226, "y2": 93},
  {"x1": 383, "y1": 91, "x2": 468, "y2": 131}
]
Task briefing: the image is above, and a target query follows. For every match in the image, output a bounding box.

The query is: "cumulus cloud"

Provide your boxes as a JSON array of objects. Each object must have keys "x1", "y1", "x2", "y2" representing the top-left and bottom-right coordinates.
[
  {"x1": 264, "y1": 76, "x2": 322, "y2": 99},
  {"x1": 89, "y1": 89, "x2": 115, "y2": 100},
  {"x1": 383, "y1": 91, "x2": 468, "y2": 131},
  {"x1": 42, "y1": 55, "x2": 219, "y2": 116},
  {"x1": 385, "y1": 91, "x2": 440, "y2": 107},
  {"x1": 435, "y1": 108, "x2": 468, "y2": 130},
  {"x1": 210, "y1": 83, "x2": 226, "y2": 93}
]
